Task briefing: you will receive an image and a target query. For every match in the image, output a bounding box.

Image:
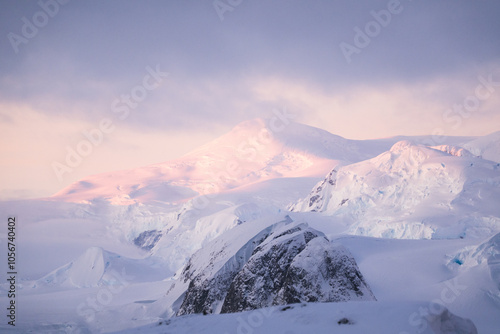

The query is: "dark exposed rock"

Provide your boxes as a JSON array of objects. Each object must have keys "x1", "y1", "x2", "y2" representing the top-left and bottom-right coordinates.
[
  {"x1": 309, "y1": 195, "x2": 320, "y2": 207},
  {"x1": 221, "y1": 224, "x2": 319, "y2": 313},
  {"x1": 176, "y1": 220, "x2": 375, "y2": 316},
  {"x1": 221, "y1": 225, "x2": 375, "y2": 313},
  {"x1": 273, "y1": 237, "x2": 373, "y2": 305},
  {"x1": 133, "y1": 230, "x2": 163, "y2": 251},
  {"x1": 176, "y1": 227, "x2": 272, "y2": 316},
  {"x1": 337, "y1": 317, "x2": 353, "y2": 325}
]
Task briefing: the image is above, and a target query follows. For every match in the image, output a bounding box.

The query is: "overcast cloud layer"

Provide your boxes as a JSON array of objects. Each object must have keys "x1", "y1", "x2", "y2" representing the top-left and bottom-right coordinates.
[{"x1": 1, "y1": 0, "x2": 500, "y2": 199}]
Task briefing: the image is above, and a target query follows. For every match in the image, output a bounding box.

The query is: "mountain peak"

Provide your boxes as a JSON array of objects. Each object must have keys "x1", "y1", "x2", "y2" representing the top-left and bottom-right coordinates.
[
  {"x1": 389, "y1": 140, "x2": 415, "y2": 153},
  {"x1": 52, "y1": 119, "x2": 349, "y2": 204},
  {"x1": 186, "y1": 117, "x2": 348, "y2": 159},
  {"x1": 230, "y1": 117, "x2": 268, "y2": 133},
  {"x1": 291, "y1": 135, "x2": 500, "y2": 239}
]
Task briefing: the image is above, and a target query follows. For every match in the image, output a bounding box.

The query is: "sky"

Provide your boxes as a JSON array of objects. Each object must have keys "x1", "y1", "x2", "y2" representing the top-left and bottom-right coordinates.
[{"x1": 1, "y1": 0, "x2": 500, "y2": 200}]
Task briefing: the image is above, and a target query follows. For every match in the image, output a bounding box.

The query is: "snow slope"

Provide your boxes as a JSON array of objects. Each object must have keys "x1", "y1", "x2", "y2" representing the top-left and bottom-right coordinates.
[
  {"x1": 4, "y1": 234, "x2": 495, "y2": 333},
  {"x1": 113, "y1": 301, "x2": 478, "y2": 334},
  {"x1": 33, "y1": 247, "x2": 168, "y2": 291},
  {"x1": 463, "y1": 131, "x2": 500, "y2": 163}
]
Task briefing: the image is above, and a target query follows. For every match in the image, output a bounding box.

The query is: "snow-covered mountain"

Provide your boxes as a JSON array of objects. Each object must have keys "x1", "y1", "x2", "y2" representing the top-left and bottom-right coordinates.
[
  {"x1": 33, "y1": 247, "x2": 167, "y2": 290},
  {"x1": 50, "y1": 118, "x2": 477, "y2": 206},
  {"x1": 177, "y1": 219, "x2": 374, "y2": 316},
  {"x1": 219, "y1": 222, "x2": 374, "y2": 312},
  {"x1": 1, "y1": 119, "x2": 499, "y2": 333},
  {"x1": 290, "y1": 140, "x2": 500, "y2": 239},
  {"x1": 51, "y1": 118, "x2": 356, "y2": 205}
]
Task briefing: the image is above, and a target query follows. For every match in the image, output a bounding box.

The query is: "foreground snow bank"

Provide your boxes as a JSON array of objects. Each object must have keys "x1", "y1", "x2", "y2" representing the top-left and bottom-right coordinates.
[{"x1": 113, "y1": 301, "x2": 477, "y2": 334}]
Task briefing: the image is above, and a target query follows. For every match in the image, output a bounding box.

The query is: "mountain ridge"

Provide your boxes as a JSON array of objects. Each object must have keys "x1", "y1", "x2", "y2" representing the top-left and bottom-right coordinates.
[{"x1": 50, "y1": 118, "x2": 484, "y2": 206}]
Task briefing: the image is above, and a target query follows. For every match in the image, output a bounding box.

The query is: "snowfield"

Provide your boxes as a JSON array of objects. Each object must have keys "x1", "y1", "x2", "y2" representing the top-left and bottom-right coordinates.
[{"x1": 1, "y1": 119, "x2": 499, "y2": 333}]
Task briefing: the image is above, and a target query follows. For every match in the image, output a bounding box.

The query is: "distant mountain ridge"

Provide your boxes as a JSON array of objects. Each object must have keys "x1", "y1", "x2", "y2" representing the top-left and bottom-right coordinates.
[
  {"x1": 51, "y1": 118, "x2": 352, "y2": 205},
  {"x1": 50, "y1": 118, "x2": 483, "y2": 206}
]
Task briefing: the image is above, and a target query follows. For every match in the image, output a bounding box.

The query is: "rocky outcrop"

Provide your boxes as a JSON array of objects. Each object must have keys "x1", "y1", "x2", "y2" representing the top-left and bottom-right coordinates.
[
  {"x1": 177, "y1": 221, "x2": 375, "y2": 315},
  {"x1": 134, "y1": 229, "x2": 163, "y2": 251},
  {"x1": 176, "y1": 226, "x2": 273, "y2": 315}
]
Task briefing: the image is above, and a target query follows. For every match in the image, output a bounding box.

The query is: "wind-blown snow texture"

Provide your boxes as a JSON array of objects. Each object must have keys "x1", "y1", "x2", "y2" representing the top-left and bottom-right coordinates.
[{"x1": 1, "y1": 119, "x2": 498, "y2": 333}]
